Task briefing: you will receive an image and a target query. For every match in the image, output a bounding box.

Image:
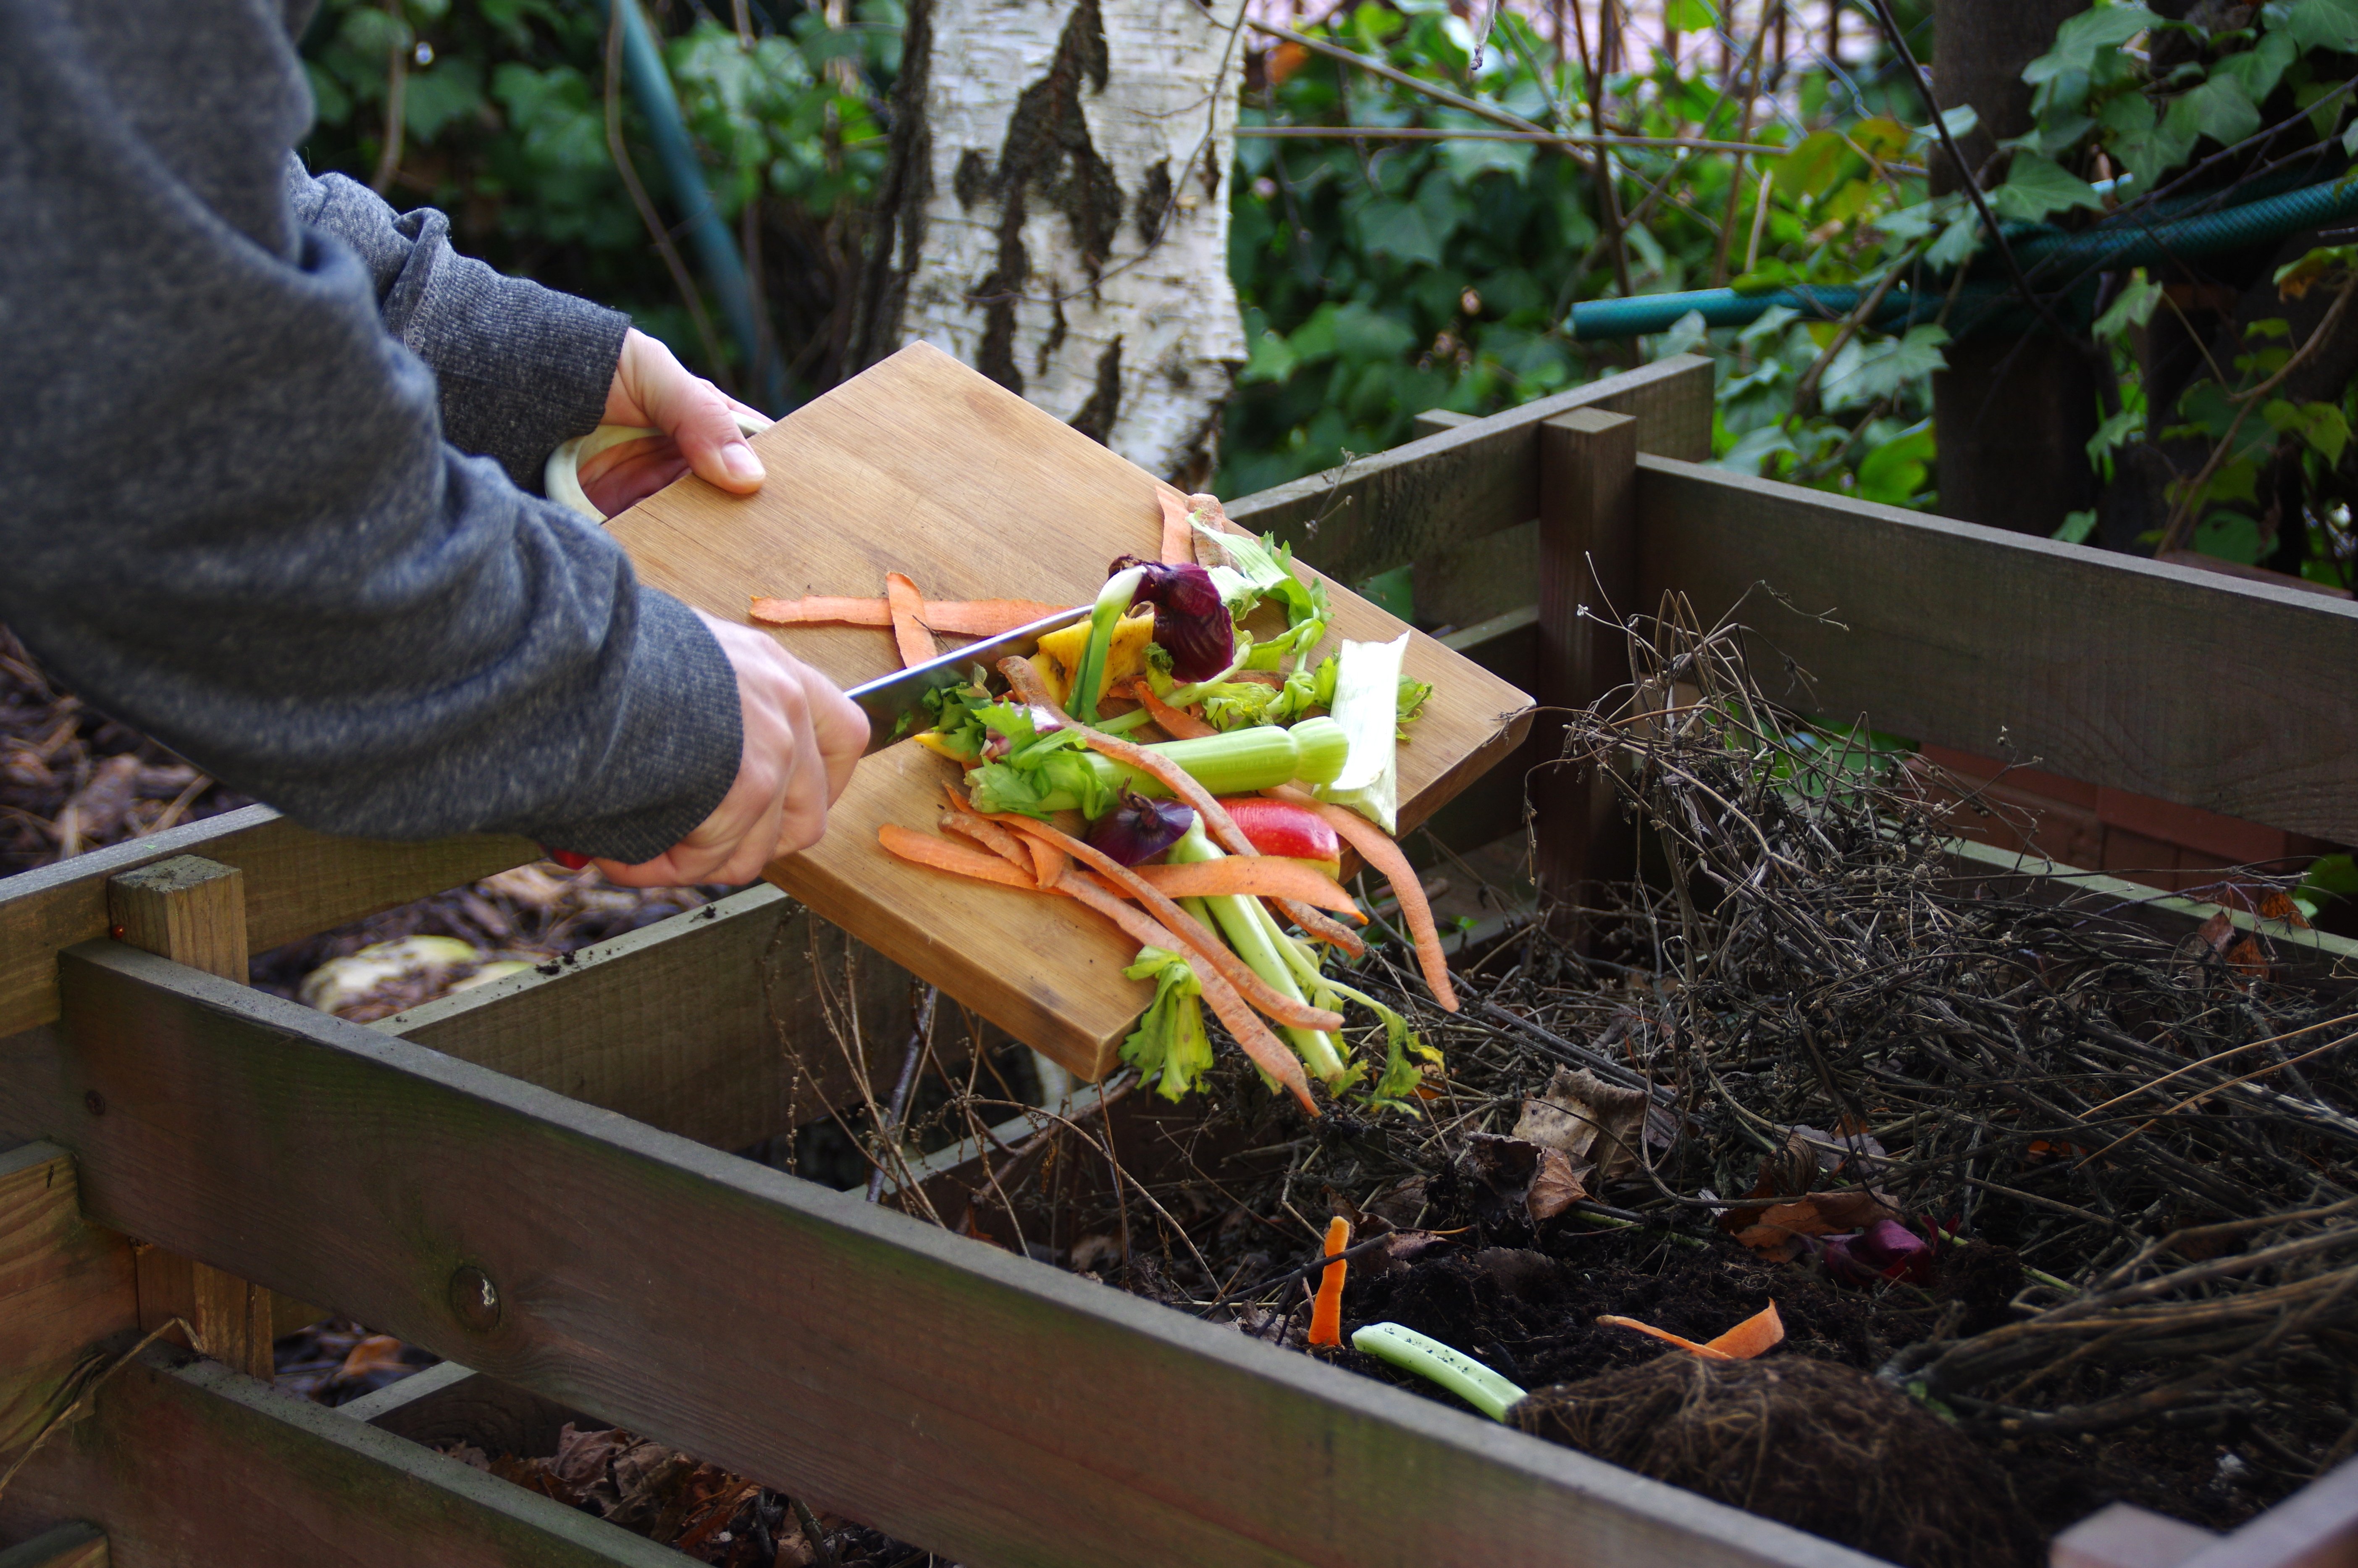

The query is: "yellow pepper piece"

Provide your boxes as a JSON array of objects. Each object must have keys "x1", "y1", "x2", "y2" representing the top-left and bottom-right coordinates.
[{"x1": 1036, "y1": 607, "x2": 1154, "y2": 696}]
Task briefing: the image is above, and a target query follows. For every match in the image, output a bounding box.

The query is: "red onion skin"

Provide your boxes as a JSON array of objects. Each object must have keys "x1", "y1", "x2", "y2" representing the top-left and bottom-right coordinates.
[
  {"x1": 1109, "y1": 557, "x2": 1234, "y2": 681},
  {"x1": 1818, "y1": 1219, "x2": 1935, "y2": 1287},
  {"x1": 1085, "y1": 794, "x2": 1197, "y2": 866}
]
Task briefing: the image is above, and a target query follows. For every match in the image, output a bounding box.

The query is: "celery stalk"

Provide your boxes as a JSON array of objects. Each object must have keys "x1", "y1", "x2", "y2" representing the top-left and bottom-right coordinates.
[
  {"x1": 966, "y1": 716, "x2": 1350, "y2": 816},
  {"x1": 1316, "y1": 633, "x2": 1411, "y2": 833},
  {"x1": 1168, "y1": 825, "x2": 1346, "y2": 1083}
]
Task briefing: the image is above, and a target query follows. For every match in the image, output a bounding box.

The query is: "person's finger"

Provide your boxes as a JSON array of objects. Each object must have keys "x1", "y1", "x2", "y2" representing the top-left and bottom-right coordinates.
[
  {"x1": 665, "y1": 381, "x2": 765, "y2": 494},
  {"x1": 774, "y1": 712, "x2": 830, "y2": 859}
]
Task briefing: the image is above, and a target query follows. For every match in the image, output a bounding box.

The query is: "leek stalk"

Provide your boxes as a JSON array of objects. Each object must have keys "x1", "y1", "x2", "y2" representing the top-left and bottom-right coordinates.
[{"x1": 1069, "y1": 565, "x2": 1147, "y2": 722}]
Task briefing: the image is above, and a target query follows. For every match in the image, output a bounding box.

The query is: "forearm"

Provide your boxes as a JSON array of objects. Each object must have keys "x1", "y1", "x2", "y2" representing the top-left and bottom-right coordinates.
[
  {"x1": 287, "y1": 161, "x2": 629, "y2": 491},
  {"x1": 3, "y1": 0, "x2": 739, "y2": 859}
]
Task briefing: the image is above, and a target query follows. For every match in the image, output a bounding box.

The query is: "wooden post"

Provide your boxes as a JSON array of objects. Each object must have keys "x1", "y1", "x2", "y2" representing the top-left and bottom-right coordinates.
[
  {"x1": 1534, "y1": 408, "x2": 1638, "y2": 924},
  {"x1": 105, "y1": 855, "x2": 277, "y2": 1381}
]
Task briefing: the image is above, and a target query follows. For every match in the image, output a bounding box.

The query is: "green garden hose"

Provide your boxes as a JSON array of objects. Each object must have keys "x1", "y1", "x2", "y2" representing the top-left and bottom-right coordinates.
[{"x1": 1566, "y1": 172, "x2": 2358, "y2": 341}]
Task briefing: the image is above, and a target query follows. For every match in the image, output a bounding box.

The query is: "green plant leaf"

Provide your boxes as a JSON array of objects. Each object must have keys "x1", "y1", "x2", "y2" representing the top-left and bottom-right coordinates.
[
  {"x1": 2022, "y1": 5, "x2": 2164, "y2": 84},
  {"x1": 1856, "y1": 421, "x2": 1935, "y2": 505},
  {"x1": 1820, "y1": 324, "x2": 1951, "y2": 413},
  {"x1": 2281, "y1": 0, "x2": 2358, "y2": 50},
  {"x1": 1773, "y1": 129, "x2": 1853, "y2": 202},
  {"x1": 2053, "y1": 509, "x2": 2100, "y2": 544},
  {"x1": 2087, "y1": 406, "x2": 2143, "y2": 463},
  {"x1": 2095, "y1": 271, "x2": 2164, "y2": 340},
  {"x1": 1990, "y1": 151, "x2": 2106, "y2": 222},
  {"x1": 2173, "y1": 76, "x2": 2263, "y2": 150},
  {"x1": 2264, "y1": 398, "x2": 2352, "y2": 465},
  {"x1": 1355, "y1": 198, "x2": 1446, "y2": 268}
]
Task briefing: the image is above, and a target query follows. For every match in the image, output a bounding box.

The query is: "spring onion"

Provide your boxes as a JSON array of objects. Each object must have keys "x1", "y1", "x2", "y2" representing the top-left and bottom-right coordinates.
[{"x1": 1068, "y1": 564, "x2": 1147, "y2": 722}]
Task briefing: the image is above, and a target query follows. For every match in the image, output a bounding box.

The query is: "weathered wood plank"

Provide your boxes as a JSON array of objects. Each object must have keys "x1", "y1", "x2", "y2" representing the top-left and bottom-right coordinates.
[
  {"x1": 2180, "y1": 1454, "x2": 2358, "y2": 1568},
  {"x1": 1534, "y1": 410, "x2": 1639, "y2": 908},
  {"x1": 26, "y1": 943, "x2": 1879, "y2": 1568},
  {"x1": 0, "y1": 1145, "x2": 136, "y2": 1455},
  {"x1": 1230, "y1": 355, "x2": 1714, "y2": 582},
  {"x1": 106, "y1": 857, "x2": 275, "y2": 1379},
  {"x1": 0, "y1": 806, "x2": 536, "y2": 1041},
  {"x1": 342, "y1": 1363, "x2": 593, "y2": 1460},
  {"x1": 0, "y1": 1348, "x2": 678, "y2": 1568},
  {"x1": 0, "y1": 1522, "x2": 106, "y2": 1568},
  {"x1": 381, "y1": 886, "x2": 919, "y2": 1152},
  {"x1": 1639, "y1": 457, "x2": 2358, "y2": 844}
]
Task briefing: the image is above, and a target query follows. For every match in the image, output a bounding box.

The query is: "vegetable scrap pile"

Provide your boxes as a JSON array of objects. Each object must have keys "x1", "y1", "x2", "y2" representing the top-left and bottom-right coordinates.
[
  {"x1": 759, "y1": 491, "x2": 1447, "y2": 1114},
  {"x1": 941, "y1": 601, "x2": 2358, "y2": 1560}
]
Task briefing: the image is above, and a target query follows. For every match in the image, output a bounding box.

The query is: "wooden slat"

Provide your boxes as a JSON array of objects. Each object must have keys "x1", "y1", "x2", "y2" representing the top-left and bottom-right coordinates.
[
  {"x1": 342, "y1": 1363, "x2": 593, "y2": 1460},
  {"x1": 381, "y1": 886, "x2": 919, "y2": 1152},
  {"x1": 1534, "y1": 410, "x2": 1639, "y2": 908},
  {"x1": 0, "y1": 1523, "x2": 106, "y2": 1568},
  {"x1": 0, "y1": 806, "x2": 536, "y2": 1041},
  {"x1": 1639, "y1": 457, "x2": 2358, "y2": 844},
  {"x1": 0, "y1": 1347, "x2": 678, "y2": 1568},
  {"x1": 2180, "y1": 1455, "x2": 2358, "y2": 1568},
  {"x1": 0, "y1": 1145, "x2": 136, "y2": 1455},
  {"x1": 106, "y1": 857, "x2": 275, "y2": 1379},
  {"x1": 22, "y1": 943, "x2": 1881, "y2": 1568},
  {"x1": 1229, "y1": 355, "x2": 1713, "y2": 583}
]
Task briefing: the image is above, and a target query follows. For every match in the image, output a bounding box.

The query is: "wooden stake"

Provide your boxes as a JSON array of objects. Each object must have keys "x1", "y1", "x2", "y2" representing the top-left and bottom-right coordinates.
[
  {"x1": 106, "y1": 855, "x2": 278, "y2": 1382},
  {"x1": 1534, "y1": 409, "x2": 1639, "y2": 932}
]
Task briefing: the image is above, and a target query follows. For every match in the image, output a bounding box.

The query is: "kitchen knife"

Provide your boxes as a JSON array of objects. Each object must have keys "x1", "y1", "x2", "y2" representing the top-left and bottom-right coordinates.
[{"x1": 845, "y1": 604, "x2": 1091, "y2": 755}]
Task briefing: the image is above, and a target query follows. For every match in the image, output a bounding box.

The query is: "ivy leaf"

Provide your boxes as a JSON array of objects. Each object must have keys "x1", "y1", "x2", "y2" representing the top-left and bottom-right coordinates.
[
  {"x1": 1990, "y1": 151, "x2": 2106, "y2": 222},
  {"x1": 1331, "y1": 301, "x2": 1419, "y2": 362},
  {"x1": 2211, "y1": 29, "x2": 2297, "y2": 103},
  {"x1": 2087, "y1": 406, "x2": 2143, "y2": 464},
  {"x1": 2095, "y1": 272, "x2": 2164, "y2": 339},
  {"x1": 1238, "y1": 329, "x2": 1299, "y2": 387},
  {"x1": 2053, "y1": 509, "x2": 2100, "y2": 544},
  {"x1": 1354, "y1": 198, "x2": 1443, "y2": 268},
  {"x1": 1820, "y1": 324, "x2": 1951, "y2": 413},
  {"x1": 2280, "y1": 0, "x2": 2358, "y2": 50},
  {"x1": 2264, "y1": 398, "x2": 2352, "y2": 465},
  {"x1": 2172, "y1": 75, "x2": 2263, "y2": 150},
  {"x1": 2022, "y1": 5, "x2": 2164, "y2": 84},
  {"x1": 2276, "y1": 243, "x2": 2358, "y2": 298},
  {"x1": 1774, "y1": 129, "x2": 1854, "y2": 203},
  {"x1": 1855, "y1": 421, "x2": 1935, "y2": 505}
]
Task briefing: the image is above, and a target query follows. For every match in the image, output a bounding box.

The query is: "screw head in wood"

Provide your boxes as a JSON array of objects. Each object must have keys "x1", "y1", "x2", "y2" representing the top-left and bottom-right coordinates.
[
  {"x1": 83, "y1": 1090, "x2": 105, "y2": 1116},
  {"x1": 448, "y1": 1264, "x2": 502, "y2": 1331}
]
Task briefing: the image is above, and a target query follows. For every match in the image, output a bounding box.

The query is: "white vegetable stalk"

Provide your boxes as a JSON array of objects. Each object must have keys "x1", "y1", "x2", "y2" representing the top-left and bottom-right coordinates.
[{"x1": 1316, "y1": 633, "x2": 1411, "y2": 835}]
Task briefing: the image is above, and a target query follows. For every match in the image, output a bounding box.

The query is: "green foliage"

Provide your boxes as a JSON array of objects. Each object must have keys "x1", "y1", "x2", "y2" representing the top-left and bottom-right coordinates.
[{"x1": 298, "y1": 0, "x2": 896, "y2": 386}]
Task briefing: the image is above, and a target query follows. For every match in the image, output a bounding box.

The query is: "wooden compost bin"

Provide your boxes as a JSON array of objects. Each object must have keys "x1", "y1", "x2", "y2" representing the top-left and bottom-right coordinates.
[{"x1": 3, "y1": 356, "x2": 2358, "y2": 1568}]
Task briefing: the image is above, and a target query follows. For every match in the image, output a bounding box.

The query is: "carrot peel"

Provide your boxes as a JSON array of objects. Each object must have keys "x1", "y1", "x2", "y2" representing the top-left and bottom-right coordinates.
[
  {"x1": 1597, "y1": 1301, "x2": 1783, "y2": 1361},
  {"x1": 1267, "y1": 786, "x2": 1457, "y2": 1011},
  {"x1": 884, "y1": 573, "x2": 936, "y2": 668},
  {"x1": 1308, "y1": 1216, "x2": 1352, "y2": 1347}
]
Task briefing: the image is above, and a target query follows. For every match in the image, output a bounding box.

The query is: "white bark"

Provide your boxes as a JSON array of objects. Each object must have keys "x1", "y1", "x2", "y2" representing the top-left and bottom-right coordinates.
[{"x1": 889, "y1": 0, "x2": 1247, "y2": 485}]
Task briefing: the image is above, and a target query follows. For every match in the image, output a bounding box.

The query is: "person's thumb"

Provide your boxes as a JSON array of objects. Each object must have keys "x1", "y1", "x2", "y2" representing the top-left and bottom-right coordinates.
[{"x1": 667, "y1": 388, "x2": 766, "y2": 493}]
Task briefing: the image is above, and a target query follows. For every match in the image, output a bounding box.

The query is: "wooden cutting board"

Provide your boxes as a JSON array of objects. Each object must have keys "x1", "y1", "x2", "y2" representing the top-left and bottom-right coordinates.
[{"x1": 608, "y1": 342, "x2": 1532, "y2": 1079}]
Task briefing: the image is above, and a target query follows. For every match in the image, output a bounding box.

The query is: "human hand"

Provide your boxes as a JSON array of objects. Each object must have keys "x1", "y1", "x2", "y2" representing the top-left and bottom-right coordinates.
[
  {"x1": 578, "y1": 329, "x2": 771, "y2": 517},
  {"x1": 597, "y1": 613, "x2": 868, "y2": 888}
]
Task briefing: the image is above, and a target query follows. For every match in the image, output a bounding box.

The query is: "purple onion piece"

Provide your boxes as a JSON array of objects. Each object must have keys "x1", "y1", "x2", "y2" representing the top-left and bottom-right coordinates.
[
  {"x1": 1085, "y1": 790, "x2": 1196, "y2": 866},
  {"x1": 1819, "y1": 1219, "x2": 1935, "y2": 1287},
  {"x1": 1110, "y1": 555, "x2": 1234, "y2": 682}
]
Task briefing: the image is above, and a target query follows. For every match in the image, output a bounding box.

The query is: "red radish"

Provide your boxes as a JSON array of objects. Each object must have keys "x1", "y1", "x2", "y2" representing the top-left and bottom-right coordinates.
[{"x1": 1218, "y1": 798, "x2": 1341, "y2": 873}]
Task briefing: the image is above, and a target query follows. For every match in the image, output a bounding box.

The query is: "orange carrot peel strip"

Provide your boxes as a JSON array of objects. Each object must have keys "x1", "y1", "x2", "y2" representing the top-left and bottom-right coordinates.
[
  {"x1": 987, "y1": 814, "x2": 1343, "y2": 1034},
  {"x1": 1134, "y1": 860, "x2": 1364, "y2": 919},
  {"x1": 1063, "y1": 727, "x2": 1363, "y2": 958},
  {"x1": 884, "y1": 573, "x2": 936, "y2": 668},
  {"x1": 879, "y1": 824, "x2": 1037, "y2": 890},
  {"x1": 1266, "y1": 786, "x2": 1457, "y2": 1012},
  {"x1": 1126, "y1": 681, "x2": 1218, "y2": 741},
  {"x1": 1308, "y1": 1215, "x2": 1352, "y2": 1347},
  {"x1": 1596, "y1": 1302, "x2": 1784, "y2": 1361},
  {"x1": 1156, "y1": 490, "x2": 1197, "y2": 566},
  {"x1": 997, "y1": 655, "x2": 1058, "y2": 710},
  {"x1": 750, "y1": 595, "x2": 1071, "y2": 637},
  {"x1": 1053, "y1": 868, "x2": 1317, "y2": 1116}
]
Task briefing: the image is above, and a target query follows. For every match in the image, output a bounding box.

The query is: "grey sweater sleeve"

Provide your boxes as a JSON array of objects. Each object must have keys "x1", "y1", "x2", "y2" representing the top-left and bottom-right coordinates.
[
  {"x1": 0, "y1": 0, "x2": 741, "y2": 863},
  {"x1": 286, "y1": 164, "x2": 629, "y2": 491}
]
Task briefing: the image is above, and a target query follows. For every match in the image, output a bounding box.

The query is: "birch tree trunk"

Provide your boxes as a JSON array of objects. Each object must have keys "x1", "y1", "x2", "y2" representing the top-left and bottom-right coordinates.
[{"x1": 850, "y1": 0, "x2": 1248, "y2": 487}]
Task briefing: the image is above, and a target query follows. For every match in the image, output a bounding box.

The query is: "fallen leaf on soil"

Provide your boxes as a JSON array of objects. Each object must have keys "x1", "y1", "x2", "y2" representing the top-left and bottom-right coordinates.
[
  {"x1": 1512, "y1": 1065, "x2": 1650, "y2": 1180},
  {"x1": 1525, "y1": 1148, "x2": 1591, "y2": 1220},
  {"x1": 1734, "y1": 1189, "x2": 1904, "y2": 1263}
]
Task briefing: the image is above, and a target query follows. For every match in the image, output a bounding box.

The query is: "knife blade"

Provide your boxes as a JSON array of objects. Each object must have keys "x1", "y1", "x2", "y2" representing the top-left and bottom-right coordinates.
[{"x1": 845, "y1": 604, "x2": 1092, "y2": 755}]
